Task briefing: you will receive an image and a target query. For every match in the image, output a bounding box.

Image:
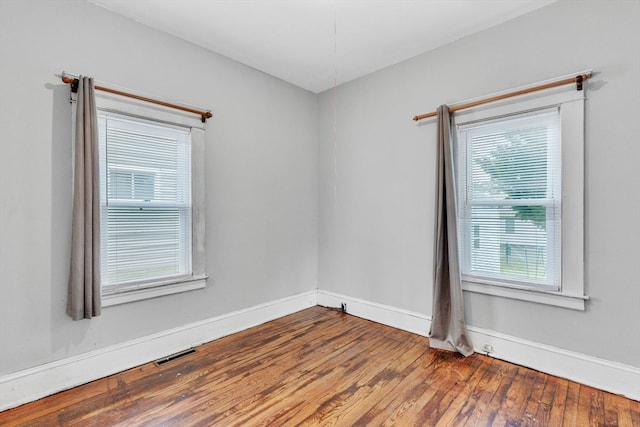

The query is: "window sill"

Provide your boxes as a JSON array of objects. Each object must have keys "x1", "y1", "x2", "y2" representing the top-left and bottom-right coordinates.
[
  {"x1": 462, "y1": 280, "x2": 588, "y2": 310},
  {"x1": 102, "y1": 276, "x2": 208, "y2": 307}
]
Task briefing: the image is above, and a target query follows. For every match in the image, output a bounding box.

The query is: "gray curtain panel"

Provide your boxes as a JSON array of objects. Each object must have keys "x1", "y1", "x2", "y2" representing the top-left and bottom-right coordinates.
[
  {"x1": 429, "y1": 105, "x2": 473, "y2": 356},
  {"x1": 67, "y1": 76, "x2": 101, "y2": 320}
]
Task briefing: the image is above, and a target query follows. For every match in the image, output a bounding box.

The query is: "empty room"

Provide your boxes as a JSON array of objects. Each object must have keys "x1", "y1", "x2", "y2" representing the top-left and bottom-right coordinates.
[{"x1": 0, "y1": 0, "x2": 638, "y2": 425}]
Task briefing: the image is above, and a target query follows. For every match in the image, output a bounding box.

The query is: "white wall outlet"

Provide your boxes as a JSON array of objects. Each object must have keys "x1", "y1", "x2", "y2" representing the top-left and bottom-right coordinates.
[{"x1": 482, "y1": 344, "x2": 494, "y2": 353}]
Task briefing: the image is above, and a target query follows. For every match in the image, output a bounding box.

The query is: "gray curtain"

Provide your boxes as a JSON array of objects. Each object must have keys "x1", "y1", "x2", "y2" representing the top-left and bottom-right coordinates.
[
  {"x1": 429, "y1": 105, "x2": 473, "y2": 356},
  {"x1": 67, "y1": 76, "x2": 101, "y2": 320}
]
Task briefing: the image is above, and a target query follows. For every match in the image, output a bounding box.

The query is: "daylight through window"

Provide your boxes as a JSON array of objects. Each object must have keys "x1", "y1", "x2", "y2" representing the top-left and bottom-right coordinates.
[
  {"x1": 98, "y1": 113, "x2": 194, "y2": 294},
  {"x1": 456, "y1": 108, "x2": 561, "y2": 291}
]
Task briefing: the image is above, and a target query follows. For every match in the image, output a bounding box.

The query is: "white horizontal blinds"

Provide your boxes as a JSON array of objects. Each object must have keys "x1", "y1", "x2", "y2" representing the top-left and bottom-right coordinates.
[
  {"x1": 457, "y1": 108, "x2": 561, "y2": 289},
  {"x1": 98, "y1": 113, "x2": 192, "y2": 289}
]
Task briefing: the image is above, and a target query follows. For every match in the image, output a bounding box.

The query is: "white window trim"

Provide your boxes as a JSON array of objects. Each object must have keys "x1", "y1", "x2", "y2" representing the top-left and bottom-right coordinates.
[
  {"x1": 92, "y1": 92, "x2": 208, "y2": 306},
  {"x1": 102, "y1": 277, "x2": 206, "y2": 307},
  {"x1": 453, "y1": 88, "x2": 586, "y2": 310}
]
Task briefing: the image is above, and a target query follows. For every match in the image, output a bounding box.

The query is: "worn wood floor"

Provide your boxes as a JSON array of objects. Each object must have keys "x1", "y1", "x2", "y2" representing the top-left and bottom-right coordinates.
[{"x1": 1, "y1": 306, "x2": 638, "y2": 426}]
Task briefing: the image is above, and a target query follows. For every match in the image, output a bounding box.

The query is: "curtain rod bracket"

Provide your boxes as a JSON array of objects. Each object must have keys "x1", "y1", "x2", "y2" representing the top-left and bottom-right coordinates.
[
  {"x1": 576, "y1": 75, "x2": 583, "y2": 91},
  {"x1": 70, "y1": 78, "x2": 79, "y2": 94}
]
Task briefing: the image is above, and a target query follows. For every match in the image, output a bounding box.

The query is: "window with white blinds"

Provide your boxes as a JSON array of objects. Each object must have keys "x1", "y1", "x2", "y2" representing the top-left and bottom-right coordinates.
[
  {"x1": 451, "y1": 86, "x2": 585, "y2": 309},
  {"x1": 98, "y1": 113, "x2": 193, "y2": 294},
  {"x1": 456, "y1": 108, "x2": 561, "y2": 290}
]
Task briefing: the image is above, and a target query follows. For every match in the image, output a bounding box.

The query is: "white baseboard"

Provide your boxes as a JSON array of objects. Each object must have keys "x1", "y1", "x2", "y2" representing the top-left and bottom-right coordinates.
[
  {"x1": 0, "y1": 290, "x2": 317, "y2": 411},
  {"x1": 2, "y1": 289, "x2": 637, "y2": 411},
  {"x1": 317, "y1": 290, "x2": 639, "y2": 401},
  {"x1": 317, "y1": 290, "x2": 431, "y2": 337},
  {"x1": 466, "y1": 325, "x2": 640, "y2": 401}
]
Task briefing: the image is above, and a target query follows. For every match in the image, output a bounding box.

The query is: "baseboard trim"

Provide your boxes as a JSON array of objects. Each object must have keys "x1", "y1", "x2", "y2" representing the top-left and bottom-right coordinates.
[
  {"x1": 317, "y1": 290, "x2": 639, "y2": 401},
  {"x1": 0, "y1": 290, "x2": 317, "y2": 411},
  {"x1": 2, "y1": 290, "x2": 637, "y2": 410},
  {"x1": 466, "y1": 325, "x2": 640, "y2": 401},
  {"x1": 317, "y1": 290, "x2": 431, "y2": 337}
]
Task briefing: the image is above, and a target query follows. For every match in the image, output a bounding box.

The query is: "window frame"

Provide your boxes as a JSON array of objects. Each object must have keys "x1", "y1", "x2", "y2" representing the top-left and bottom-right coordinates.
[
  {"x1": 452, "y1": 88, "x2": 587, "y2": 310},
  {"x1": 457, "y1": 108, "x2": 562, "y2": 291},
  {"x1": 87, "y1": 92, "x2": 207, "y2": 306}
]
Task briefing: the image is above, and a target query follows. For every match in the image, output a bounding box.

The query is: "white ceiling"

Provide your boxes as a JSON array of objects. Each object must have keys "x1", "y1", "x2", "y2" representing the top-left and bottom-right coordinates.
[{"x1": 89, "y1": 0, "x2": 556, "y2": 93}]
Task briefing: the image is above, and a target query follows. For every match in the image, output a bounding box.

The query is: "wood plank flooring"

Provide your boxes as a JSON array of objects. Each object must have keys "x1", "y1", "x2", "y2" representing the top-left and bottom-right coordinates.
[{"x1": 1, "y1": 306, "x2": 638, "y2": 426}]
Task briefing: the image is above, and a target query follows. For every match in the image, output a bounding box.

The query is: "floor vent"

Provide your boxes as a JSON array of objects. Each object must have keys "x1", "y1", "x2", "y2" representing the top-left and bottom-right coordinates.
[{"x1": 155, "y1": 348, "x2": 196, "y2": 366}]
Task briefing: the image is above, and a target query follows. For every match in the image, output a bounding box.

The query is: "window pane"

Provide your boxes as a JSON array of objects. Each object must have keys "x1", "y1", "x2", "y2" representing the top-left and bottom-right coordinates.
[
  {"x1": 106, "y1": 122, "x2": 190, "y2": 204},
  {"x1": 467, "y1": 112, "x2": 558, "y2": 202},
  {"x1": 99, "y1": 113, "x2": 193, "y2": 289},
  {"x1": 468, "y1": 205, "x2": 549, "y2": 283},
  {"x1": 106, "y1": 207, "x2": 191, "y2": 284},
  {"x1": 458, "y1": 108, "x2": 561, "y2": 289}
]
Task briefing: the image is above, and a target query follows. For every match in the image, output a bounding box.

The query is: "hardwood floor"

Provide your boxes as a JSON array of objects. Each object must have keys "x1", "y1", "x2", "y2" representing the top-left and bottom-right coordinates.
[{"x1": 2, "y1": 306, "x2": 638, "y2": 426}]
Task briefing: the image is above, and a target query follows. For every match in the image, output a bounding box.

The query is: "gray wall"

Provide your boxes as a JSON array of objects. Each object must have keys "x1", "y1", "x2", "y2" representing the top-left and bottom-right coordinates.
[
  {"x1": 318, "y1": 0, "x2": 640, "y2": 367},
  {"x1": 1, "y1": 0, "x2": 638, "y2": 379},
  {"x1": 0, "y1": 0, "x2": 318, "y2": 375}
]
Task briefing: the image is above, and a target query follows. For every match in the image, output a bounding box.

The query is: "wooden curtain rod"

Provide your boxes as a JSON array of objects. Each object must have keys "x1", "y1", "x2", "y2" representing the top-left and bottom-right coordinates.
[
  {"x1": 412, "y1": 74, "x2": 591, "y2": 122},
  {"x1": 61, "y1": 76, "x2": 213, "y2": 123}
]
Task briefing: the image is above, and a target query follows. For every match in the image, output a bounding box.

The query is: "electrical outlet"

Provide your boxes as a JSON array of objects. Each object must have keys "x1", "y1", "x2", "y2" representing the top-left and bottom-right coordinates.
[{"x1": 482, "y1": 344, "x2": 493, "y2": 353}]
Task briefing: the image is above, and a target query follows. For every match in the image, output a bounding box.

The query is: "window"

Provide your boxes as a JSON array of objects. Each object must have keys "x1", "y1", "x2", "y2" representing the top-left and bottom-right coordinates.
[
  {"x1": 457, "y1": 108, "x2": 561, "y2": 290},
  {"x1": 87, "y1": 94, "x2": 207, "y2": 306},
  {"x1": 99, "y1": 114, "x2": 193, "y2": 290},
  {"x1": 453, "y1": 88, "x2": 586, "y2": 310}
]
